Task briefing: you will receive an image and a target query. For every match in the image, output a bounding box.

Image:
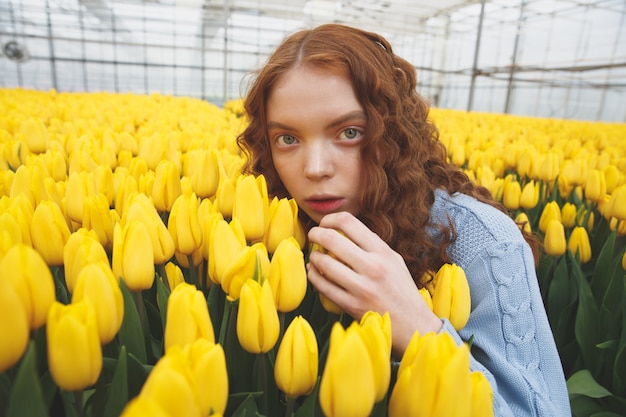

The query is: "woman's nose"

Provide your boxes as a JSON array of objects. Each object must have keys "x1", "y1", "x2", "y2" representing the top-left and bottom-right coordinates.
[{"x1": 303, "y1": 141, "x2": 333, "y2": 179}]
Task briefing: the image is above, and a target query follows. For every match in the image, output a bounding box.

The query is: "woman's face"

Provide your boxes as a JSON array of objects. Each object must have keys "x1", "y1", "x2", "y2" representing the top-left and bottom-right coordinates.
[{"x1": 266, "y1": 65, "x2": 365, "y2": 224}]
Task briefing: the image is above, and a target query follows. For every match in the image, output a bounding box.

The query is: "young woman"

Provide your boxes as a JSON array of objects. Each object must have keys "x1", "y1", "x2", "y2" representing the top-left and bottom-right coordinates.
[{"x1": 237, "y1": 23, "x2": 571, "y2": 416}]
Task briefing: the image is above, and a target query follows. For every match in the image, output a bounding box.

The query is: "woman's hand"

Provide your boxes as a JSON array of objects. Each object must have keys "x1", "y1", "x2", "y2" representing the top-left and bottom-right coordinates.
[{"x1": 306, "y1": 211, "x2": 442, "y2": 357}]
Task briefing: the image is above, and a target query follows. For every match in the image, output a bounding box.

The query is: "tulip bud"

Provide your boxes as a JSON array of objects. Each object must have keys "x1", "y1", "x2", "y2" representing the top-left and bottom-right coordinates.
[
  {"x1": 584, "y1": 169, "x2": 606, "y2": 203},
  {"x1": 221, "y1": 242, "x2": 270, "y2": 300},
  {"x1": 72, "y1": 262, "x2": 124, "y2": 344},
  {"x1": 622, "y1": 251, "x2": 626, "y2": 271},
  {"x1": 232, "y1": 174, "x2": 268, "y2": 242},
  {"x1": 82, "y1": 193, "x2": 115, "y2": 249},
  {"x1": 65, "y1": 171, "x2": 96, "y2": 223},
  {"x1": 520, "y1": 180, "x2": 539, "y2": 210},
  {"x1": 538, "y1": 201, "x2": 562, "y2": 233},
  {"x1": 319, "y1": 322, "x2": 376, "y2": 417},
  {"x1": 18, "y1": 117, "x2": 50, "y2": 154},
  {"x1": 237, "y1": 279, "x2": 279, "y2": 354},
  {"x1": 568, "y1": 226, "x2": 592, "y2": 264},
  {"x1": 206, "y1": 215, "x2": 246, "y2": 285},
  {"x1": 264, "y1": 197, "x2": 296, "y2": 254},
  {"x1": 119, "y1": 396, "x2": 169, "y2": 417},
  {"x1": 1, "y1": 244, "x2": 55, "y2": 329},
  {"x1": 122, "y1": 193, "x2": 175, "y2": 264},
  {"x1": 267, "y1": 237, "x2": 307, "y2": 313},
  {"x1": 152, "y1": 159, "x2": 182, "y2": 212},
  {"x1": 47, "y1": 300, "x2": 103, "y2": 391},
  {"x1": 168, "y1": 193, "x2": 203, "y2": 256},
  {"x1": 515, "y1": 212, "x2": 532, "y2": 234},
  {"x1": 544, "y1": 219, "x2": 566, "y2": 257},
  {"x1": 112, "y1": 220, "x2": 155, "y2": 291},
  {"x1": 183, "y1": 338, "x2": 228, "y2": 416},
  {"x1": 187, "y1": 149, "x2": 220, "y2": 199},
  {"x1": 539, "y1": 153, "x2": 560, "y2": 182},
  {"x1": 113, "y1": 174, "x2": 138, "y2": 217},
  {"x1": 164, "y1": 282, "x2": 215, "y2": 352},
  {"x1": 64, "y1": 228, "x2": 110, "y2": 293},
  {"x1": 0, "y1": 278, "x2": 30, "y2": 373},
  {"x1": 359, "y1": 312, "x2": 392, "y2": 401},
  {"x1": 29, "y1": 199, "x2": 71, "y2": 266},
  {"x1": 139, "y1": 348, "x2": 202, "y2": 417},
  {"x1": 163, "y1": 261, "x2": 185, "y2": 291},
  {"x1": 603, "y1": 164, "x2": 621, "y2": 193},
  {"x1": 503, "y1": 180, "x2": 521, "y2": 210},
  {"x1": 470, "y1": 371, "x2": 495, "y2": 417},
  {"x1": 215, "y1": 173, "x2": 236, "y2": 219},
  {"x1": 608, "y1": 185, "x2": 626, "y2": 221},
  {"x1": 560, "y1": 202, "x2": 577, "y2": 229},
  {"x1": 274, "y1": 316, "x2": 319, "y2": 397},
  {"x1": 431, "y1": 263, "x2": 471, "y2": 331},
  {"x1": 92, "y1": 164, "x2": 114, "y2": 206},
  {"x1": 6, "y1": 194, "x2": 34, "y2": 246}
]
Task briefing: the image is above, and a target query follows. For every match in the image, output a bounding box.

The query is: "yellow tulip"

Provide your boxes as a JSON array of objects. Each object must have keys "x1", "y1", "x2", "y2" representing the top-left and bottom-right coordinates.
[
  {"x1": 584, "y1": 169, "x2": 606, "y2": 203},
  {"x1": 561, "y1": 202, "x2": 577, "y2": 229},
  {"x1": 319, "y1": 322, "x2": 376, "y2": 417},
  {"x1": 538, "y1": 201, "x2": 562, "y2": 233},
  {"x1": 139, "y1": 348, "x2": 202, "y2": 417},
  {"x1": 309, "y1": 243, "x2": 344, "y2": 314},
  {"x1": 544, "y1": 219, "x2": 566, "y2": 257},
  {"x1": 622, "y1": 251, "x2": 626, "y2": 271},
  {"x1": 503, "y1": 180, "x2": 521, "y2": 210},
  {"x1": 0, "y1": 278, "x2": 29, "y2": 373},
  {"x1": 539, "y1": 153, "x2": 560, "y2": 182},
  {"x1": 515, "y1": 212, "x2": 532, "y2": 234},
  {"x1": 72, "y1": 262, "x2": 124, "y2": 344},
  {"x1": 215, "y1": 173, "x2": 236, "y2": 219},
  {"x1": 168, "y1": 193, "x2": 203, "y2": 256},
  {"x1": 0, "y1": 211, "x2": 23, "y2": 247},
  {"x1": 274, "y1": 316, "x2": 319, "y2": 397},
  {"x1": 0, "y1": 244, "x2": 55, "y2": 329},
  {"x1": 183, "y1": 338, "x2": 228, "y2": 416},
  {"x1": 30, "y1": 199, "x2": 71, "y2": 266},
  {"x1": 431, "y1": 263, "x2": 471, "y2": 331},
  {"x1": 113, "y1": 174, "x2": 138, "y2": 217},
  {"x1": 608, "y1": 184, "x2": 626, "y2": 221},
  {"x1": 112, "y1": 220, "x2": 156, "y2": 291},
  {"x1": 152, "y1": 159, "x2": 182, "y2": 212},
  {"x1": 47, "y1": 301, "x2": 103, "y2": 391},
  {"x1": 65, "y1": 171, "x2": 95, "y2": 223},
  {"x1": 389, "y1": 332, "x2": 471, "y2": 417},
  {"x1": 119, "y1": 396, "x2": 169, "y2": 417},
  {"x1": 64, "y1": 228, "x2": 110, "y2": 293},
  {"x1": 264, "y1": 197, "x2": 296, "y2": 254},
  {"x1": 207, "y1": 215, "x2": 246, "y2": 285},
  {"x1": 122, "y1": 193, "x2": 175, "y2": 264},
  {"x1": 92, "y1": 164, "x2": 114, "y2": 206},
  {"x1": 603, "y1": 164, "x2": 621, "y2": 193},
  {"x1": 560, "y1": 158, "x2": 588, "y2": 187},
  {"x1": 519, "y1": 180, "x2": 539, "y2": 210},
  {"x1": 267, "y1": 237, "x2": 307, "y2": 313},
  {"x1": 82, "y1": 193, "x2": 115, "y2": 249},
  {"x1": 568, "y1": 226, "x2": 592, "y2": 264},
  {"x1": 470, "y1": 371, "x2": 495, "y2": 417},
  {"x1": 359, "y1": 312, "x2": 392, "y2": 401},
  {"x1": 221, "y1": 242, "x2": 270, "y2": 300},
  {"x1": 232, "y1": 174, "x2": 268, "y2": 242},
  {"x1": 610, "y1": 217, "x2": 626, "y2": 236},
  {"x1": 237, "y1": 279, "x2": 279, "y2": 354},
  {"x1": 187, "y1": 149, "x2": 220, "y2": 199},
  {"x1": 164, "y1": 282, "x2": 215, "y2": 352},
  {"x1": 163, "y1": 261, "x2": 185, "y2": 291},
  {"x1": 18, "y1": 117, "x2": 50, "y2": 154}
]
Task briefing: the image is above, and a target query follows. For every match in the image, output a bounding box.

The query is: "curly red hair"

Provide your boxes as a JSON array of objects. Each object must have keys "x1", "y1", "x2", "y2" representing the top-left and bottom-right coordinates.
[{"x1": 237, "y1": 23, "x2": 537, "y2": 285}]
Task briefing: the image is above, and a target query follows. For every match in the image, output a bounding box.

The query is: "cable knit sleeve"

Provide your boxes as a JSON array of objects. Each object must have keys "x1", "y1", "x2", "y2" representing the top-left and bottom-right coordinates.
[{"x1": 431, "y1": 189, "x2": 571, "y2": 417}]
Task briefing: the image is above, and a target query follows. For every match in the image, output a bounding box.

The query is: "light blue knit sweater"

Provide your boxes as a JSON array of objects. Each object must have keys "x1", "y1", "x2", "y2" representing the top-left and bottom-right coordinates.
[{"x1": 430, "y1": 189, "x2": 571, "y2": 416}]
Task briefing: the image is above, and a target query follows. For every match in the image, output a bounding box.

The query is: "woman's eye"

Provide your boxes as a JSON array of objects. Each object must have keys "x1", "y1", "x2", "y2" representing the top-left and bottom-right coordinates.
[
  {"x1": 277, "y1": 134, "x2": 297, "y2": 145},
  {"x1": 340, "y1": 128, "x2": 362, "y2": 140}
]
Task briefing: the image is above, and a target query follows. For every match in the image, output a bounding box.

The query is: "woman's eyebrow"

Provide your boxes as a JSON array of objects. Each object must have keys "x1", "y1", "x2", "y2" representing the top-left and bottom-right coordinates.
[{"x1": 267, "y1": 110, "x2": 366, "y2": 132}]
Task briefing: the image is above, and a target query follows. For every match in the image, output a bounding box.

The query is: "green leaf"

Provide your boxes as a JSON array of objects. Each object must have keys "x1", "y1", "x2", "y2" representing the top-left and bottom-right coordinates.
[
  {"x1": 590, "y1": 412, "x2": 625, "y2": 417},
  {"x1": 155, "y1": 276, "x2": 170, "y2": 331},
  {"x1": 103, "y1": 346, "x2": 128, "y2": 417},
  {"x1": 294, "y1": 378, "x2": 321, "y2": 417},
  {"x1": 230, "y1": 393, "x2": 261, "y2": 417},
  {"x1": 590, "y1": 231, "x2": 616, "y2": 302},
  {"x1": 126, "y1": 353, "x2": 151, "y2": 400},
  {"x1": 573, "y1": 253, "x2": 602, "y2": 372},
  {"x1": 117, "y1": 280, "x2": 148, "y2": 363},
  {"x1": 6, "y1": 341, "x2": 49, "y2": 417},
  {"x1": 567, "y1": 369, "x2": 613, "y2": 398}
]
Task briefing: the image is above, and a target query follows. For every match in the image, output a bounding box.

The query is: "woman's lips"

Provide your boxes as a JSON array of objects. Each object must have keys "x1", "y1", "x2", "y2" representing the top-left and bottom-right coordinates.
[{"x1": 305, "y1": 198, "x2": 344, "y2": 213}]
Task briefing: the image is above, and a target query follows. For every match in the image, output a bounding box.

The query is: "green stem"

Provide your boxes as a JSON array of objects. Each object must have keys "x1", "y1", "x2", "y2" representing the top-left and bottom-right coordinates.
[
  {"x1": 133, "y1": 290, "x2": 146, "y2": 330},
  {"x1": 187, "y1": 255, "x2": 198, "y2": 287},
  {"x1": 258, "y1": 353, "x2": 268, "y2": 415},
  {"x1": 218, "y1": 299, "x2": 233, "y2": 346},
  {"x1": 284, "y1": 395, "x2": 297, "y2": 417},
  {"x1": 157, "y1": 263, "x2": 168, "y2": 291},
  {"x1": 73, "y1": 390, "x2": 83, "y2": 417}
]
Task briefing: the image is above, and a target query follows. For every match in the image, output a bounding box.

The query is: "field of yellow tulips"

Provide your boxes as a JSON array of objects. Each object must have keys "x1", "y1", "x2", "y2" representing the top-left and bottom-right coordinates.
[{"x1": 0, "y1": 87, "x2": 625, "y2": 417}]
